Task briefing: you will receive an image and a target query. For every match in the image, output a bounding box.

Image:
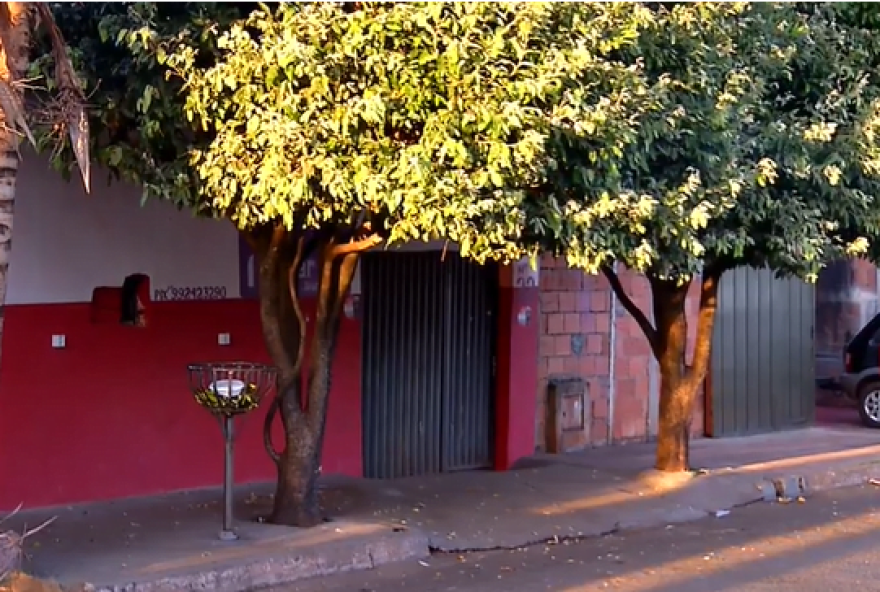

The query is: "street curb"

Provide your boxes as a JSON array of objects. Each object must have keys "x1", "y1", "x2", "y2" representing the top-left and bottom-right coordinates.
[
  {"x1": 426, "y1": 458, "x2": 880, "y2": 554},
  {"x1": 57, "y1": 458, "x2": 880, "y2": 590},
  {"x1": 73, "y1": 527, "x2": 429, "y2": 592},
  {"x1": 764, "y1": 459, "x2": 880, "y2": 499}
]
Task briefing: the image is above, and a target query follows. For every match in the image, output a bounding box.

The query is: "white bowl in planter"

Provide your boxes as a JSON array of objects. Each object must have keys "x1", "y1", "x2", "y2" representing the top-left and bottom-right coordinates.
[{"x1": 210, "y1": 379, "x2": 246, "y2": 398}]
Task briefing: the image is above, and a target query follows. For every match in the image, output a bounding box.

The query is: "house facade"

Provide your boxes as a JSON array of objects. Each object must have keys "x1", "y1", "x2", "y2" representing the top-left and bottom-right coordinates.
[
  {"x1": 536, "y1": 258, "x2": 704, "y2": 452},
  {"x1": 0, "y1": 158, "x2": 540, "y2": 511},
  {"x1": 0, "y1": 156, "x2": 820, "y2": 512},
  {"x1": 537, "y1": 257, "x2": 817, "y2": 449}
]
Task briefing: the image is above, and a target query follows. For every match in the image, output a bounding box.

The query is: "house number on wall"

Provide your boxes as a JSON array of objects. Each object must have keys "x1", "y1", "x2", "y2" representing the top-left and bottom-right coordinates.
[
  {"x1": 153, "y1": 286, "x2": 228, "y2": 301},
  {"x1": 512, "y1": 258, "x2": 539, "y2": 288}
]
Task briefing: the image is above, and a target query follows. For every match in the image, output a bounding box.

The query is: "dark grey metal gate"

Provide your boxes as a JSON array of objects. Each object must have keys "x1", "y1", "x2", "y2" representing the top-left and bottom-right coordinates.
[
  {"x1": 709, "y1": 266, "x2": 816, "y2": 437},
  {"x1": 361, "y1": 251, "x2": 496, "y2": 479}
]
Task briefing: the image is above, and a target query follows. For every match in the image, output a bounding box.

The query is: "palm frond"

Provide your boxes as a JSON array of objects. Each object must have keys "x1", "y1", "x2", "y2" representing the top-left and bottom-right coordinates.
[{"x1": 34, "y1": 2, "x2": 89, "y2": 192}]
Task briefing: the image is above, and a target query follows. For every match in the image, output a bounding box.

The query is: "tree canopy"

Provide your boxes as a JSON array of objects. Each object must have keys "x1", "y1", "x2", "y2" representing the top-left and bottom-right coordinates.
[
  {"x1": 38, "y1": 2, "x2": 880, "y2": 275},
  {"x1": 43, "y1": 2, "x2": 645, "y2": 264},
  {"x1": 537, "y1": 2, "x2": 880, "y2": 282}
]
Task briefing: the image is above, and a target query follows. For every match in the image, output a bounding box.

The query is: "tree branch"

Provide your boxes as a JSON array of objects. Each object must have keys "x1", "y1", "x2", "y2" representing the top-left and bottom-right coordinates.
[
  {"x1": 287, "y1": 236, "x2": 308, "y2": 379},
  {"x1": 602, "y1": 265, "x2": 660, "y2": 357},
  {"x1": 331, "y1": 252, "x2": 359, "y2": 323},
  {"x1": 254, "y1": 223, "x2": 295, "y2": 378},
  {"x1": 330, "y1": 233, "x2": 382, "y2": 257},
  {"x1": 264, "y1": 232, "x2": 314, "y2": 464},
  {"x1": 305, "y1": 248, "x2": 359, "y2": 432},
  {"x1": 685, "y1": 266, "x2": 722, "y2": 389}
]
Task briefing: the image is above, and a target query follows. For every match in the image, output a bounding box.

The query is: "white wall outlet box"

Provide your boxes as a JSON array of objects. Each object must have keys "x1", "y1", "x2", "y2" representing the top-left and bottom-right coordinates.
[
  {"x1": 218, "y1": 333, "x2": 231, "y2": 346},
  {"x1": 51, "y1": 334, "x2": 66, "y2": 349}
]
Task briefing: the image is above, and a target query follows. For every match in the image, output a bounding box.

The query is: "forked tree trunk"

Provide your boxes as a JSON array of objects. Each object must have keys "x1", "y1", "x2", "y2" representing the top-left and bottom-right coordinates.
[
  {"x1": 271, "y1": 252, "x2": 357, "y2": 526},
  {"x1": 252, "y1": 225, "x2": 375, "y2": 527},
  {"x1": 605, "y1": 267, "x2": 721, "y2": 473},
  {"x1": 0, "y1": 2, "x2": 31, "y2": 363}
]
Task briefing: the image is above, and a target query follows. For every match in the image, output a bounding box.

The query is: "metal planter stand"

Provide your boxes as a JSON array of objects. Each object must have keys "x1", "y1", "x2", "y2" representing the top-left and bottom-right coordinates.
[{"x1": 187, "y1": 362, "x2": 276, "y2": 541}]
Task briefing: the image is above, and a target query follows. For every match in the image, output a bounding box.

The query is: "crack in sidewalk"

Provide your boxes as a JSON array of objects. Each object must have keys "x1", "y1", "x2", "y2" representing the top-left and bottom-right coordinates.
[
  {"x1": 427, "y1": 522, "x2": 623, "y2": 555},
  {"x1": 425, "y1": 493, "x2": 771, "y2": 556}
]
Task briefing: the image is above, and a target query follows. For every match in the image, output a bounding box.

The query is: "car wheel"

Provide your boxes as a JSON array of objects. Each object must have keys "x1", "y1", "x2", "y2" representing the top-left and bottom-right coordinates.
[{"x1": 858, "y1": 381, "x2": 880, "y2": 428}]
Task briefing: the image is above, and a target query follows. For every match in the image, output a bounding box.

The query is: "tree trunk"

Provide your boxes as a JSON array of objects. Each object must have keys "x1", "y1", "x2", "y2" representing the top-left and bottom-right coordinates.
[
  {"x1": 270, "y1": 401, "x2": 322, "y2": 526},
  {"x1": 253, "y1": 226, "x2": 372, "y2": 527},
  {"x1": 0, "y1": 142, "x2": 19, "y2": 362},
  {"x1": 604, "y1": 266, "x2": 721, "y2": 473},
  {"x1": 651, "y1": 273, "x2": 721, "y2": 472},
  {"x1": 653, "y1": 282, "x2": 693, "y2": 472},
  {"x1": 0, "y1": 3, "x2": 31, "y2": 363},
  {"x1": 271, "y1": 248, "x2": 358, "y2": 526}
]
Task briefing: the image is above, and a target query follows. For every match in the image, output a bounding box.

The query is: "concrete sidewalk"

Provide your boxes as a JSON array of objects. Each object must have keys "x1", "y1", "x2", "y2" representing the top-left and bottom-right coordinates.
[
  {"x1": 6, "y1": 426, "x2": 880, "y2": 591},
  {"x1": 5, "y1": 491, "x2": 427, "y2": 592},
  {"x1": 315, "y1": 426, "x2": 880, "y2": 552}
]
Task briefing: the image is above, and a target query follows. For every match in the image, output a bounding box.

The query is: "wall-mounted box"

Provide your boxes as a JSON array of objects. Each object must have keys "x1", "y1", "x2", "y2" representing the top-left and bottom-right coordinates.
[{"x1": 545, "y1": 376, "x2": 589, "y2": 453}]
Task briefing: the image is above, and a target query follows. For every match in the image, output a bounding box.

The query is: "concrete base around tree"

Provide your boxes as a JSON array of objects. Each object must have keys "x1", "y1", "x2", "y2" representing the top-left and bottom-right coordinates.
[{"x1": 5, "y1": 426, "x2": 880, "y2": 591}]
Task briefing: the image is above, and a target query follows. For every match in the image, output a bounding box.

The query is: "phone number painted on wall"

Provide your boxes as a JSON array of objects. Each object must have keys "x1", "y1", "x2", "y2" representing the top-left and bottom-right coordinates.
[{"x1": 153, "y1": 286, "x2": 228, "y2": 301}]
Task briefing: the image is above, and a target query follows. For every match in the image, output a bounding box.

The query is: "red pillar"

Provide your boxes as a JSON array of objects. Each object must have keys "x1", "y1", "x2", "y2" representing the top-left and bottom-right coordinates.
[{"x1": 495, "y1": 260, "x2": 540, "y2": 470}]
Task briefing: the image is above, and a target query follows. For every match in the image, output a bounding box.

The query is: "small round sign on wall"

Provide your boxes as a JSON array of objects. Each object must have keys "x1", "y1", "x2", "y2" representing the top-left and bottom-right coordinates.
[
  {"x1": 343, "y1": 295, "x2": 360, "y2": 319},
  {"x1": 517, "y1": 305, "x2": 532, "y2": 327}
]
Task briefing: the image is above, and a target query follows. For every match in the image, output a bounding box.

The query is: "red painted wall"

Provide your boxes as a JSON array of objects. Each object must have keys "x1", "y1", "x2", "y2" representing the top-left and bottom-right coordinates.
[
  {"x1": 494, "y1": 266, "x2": 540, "y2": 470},
  {"x1": 0, "y1": 299, "x2": 362, "y2": 511}
]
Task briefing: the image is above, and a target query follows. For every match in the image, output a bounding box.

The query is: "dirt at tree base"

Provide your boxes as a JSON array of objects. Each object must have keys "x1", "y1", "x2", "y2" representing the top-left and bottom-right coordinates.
[
  {"x1": 0, "y1": 573, "x2": 64, "y2": 592},
  {"x1": 0, "y1": 573, "x2": 90, "y2": 592}
]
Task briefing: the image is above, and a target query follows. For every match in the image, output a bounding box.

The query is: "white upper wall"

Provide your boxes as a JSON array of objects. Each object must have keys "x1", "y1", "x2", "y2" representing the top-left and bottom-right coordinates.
[{"x1": 6, "y1": 157, "x2": 241, "y2": 305}]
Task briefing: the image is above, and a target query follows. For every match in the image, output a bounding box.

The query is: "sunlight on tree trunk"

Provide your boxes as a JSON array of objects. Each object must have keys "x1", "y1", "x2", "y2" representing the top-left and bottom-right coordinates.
[
  {"x1": 605, "y1": 267, "x2": 720, "y2": 473},
  {"x1": 653, "y1": 279, "x2": 693, "y2": 472}
]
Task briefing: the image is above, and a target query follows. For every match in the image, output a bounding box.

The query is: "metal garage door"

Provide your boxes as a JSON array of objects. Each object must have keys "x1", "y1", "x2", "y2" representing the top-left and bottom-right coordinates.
[
  {"x1": 361, "y1": 251, "x2": 497, "y2": 478},
  {"x1": 709, "y1": 267, "x2": 815, "y2": 436}
]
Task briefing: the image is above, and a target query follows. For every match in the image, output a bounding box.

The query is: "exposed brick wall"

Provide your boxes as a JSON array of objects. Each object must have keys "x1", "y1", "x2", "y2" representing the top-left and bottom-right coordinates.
[
  {"x1": 815, "y1": 259, "x2": 878, "y2": 380},
  {"x1": 537, "y1": 255, "x2": 612, "y2": 449},
  {"x1": 610, "y1": 269, "x2": 652, "y2": 442},
  {"x1": 537, "y1": 258, "x2": 704, "y2": 453}
]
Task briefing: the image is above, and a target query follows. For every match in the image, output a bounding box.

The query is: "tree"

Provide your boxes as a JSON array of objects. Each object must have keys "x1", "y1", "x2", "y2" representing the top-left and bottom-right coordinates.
[
  {"x1": 43, "y1": 2, "x2": 653, "y2": 526},
  {"x1": 537, "y1": 2, "x2": 880, "y2": 471},
  {"x1": 0, "y1": 2, "x2": 87, "y2": 363}
]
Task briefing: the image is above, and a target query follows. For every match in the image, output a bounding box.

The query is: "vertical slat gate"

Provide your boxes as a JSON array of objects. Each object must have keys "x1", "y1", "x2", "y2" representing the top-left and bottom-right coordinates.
[
  {"x1": 710, "y1": 267, "x2": 815, "y2": 437},
  {"x1": 442, "y1": 255, "x2": 496, "y2": 471},
  {"x1": 361, "y1": 252, "x2": 445, "y2": 479},
  {"x1": 362, "y1": 251, "x2": 496, "y2": 479}
]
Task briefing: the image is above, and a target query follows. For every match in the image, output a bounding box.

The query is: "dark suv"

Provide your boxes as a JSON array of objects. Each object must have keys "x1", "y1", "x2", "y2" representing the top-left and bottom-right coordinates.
[{"x1": 839, "y1": 313, "x2": 880, "y2": 427}]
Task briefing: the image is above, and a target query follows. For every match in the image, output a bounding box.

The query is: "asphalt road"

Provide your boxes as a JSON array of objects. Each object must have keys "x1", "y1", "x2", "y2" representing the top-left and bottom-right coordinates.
[{"x1": 281, "y1": 484, "x2": 880, "y2": 592}]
